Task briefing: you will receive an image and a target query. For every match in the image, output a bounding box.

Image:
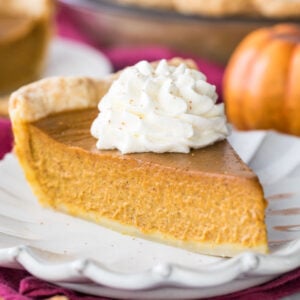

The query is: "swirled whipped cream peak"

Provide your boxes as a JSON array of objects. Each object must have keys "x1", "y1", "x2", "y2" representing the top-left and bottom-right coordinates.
[{"x1": 91, "y1": 59, "x2": 230, "y2": 154}]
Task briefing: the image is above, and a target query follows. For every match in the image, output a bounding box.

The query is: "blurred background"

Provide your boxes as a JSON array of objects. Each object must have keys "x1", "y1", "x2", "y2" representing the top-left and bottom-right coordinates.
[
  {"x1": 1, "y1": 0, "x2": 300, "y2": 116},
  {"x1": 58, "y1": 0, "x2": 300, "y2": 64}
]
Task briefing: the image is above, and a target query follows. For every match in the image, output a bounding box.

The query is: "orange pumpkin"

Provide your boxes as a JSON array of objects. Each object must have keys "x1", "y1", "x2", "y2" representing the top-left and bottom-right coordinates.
[{"x1": 223, "y1": 24, "x2": 300, "y2": 136}]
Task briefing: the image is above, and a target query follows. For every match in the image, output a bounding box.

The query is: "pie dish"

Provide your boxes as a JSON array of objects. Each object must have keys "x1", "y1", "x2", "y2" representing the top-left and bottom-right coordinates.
[
  {"x1": 9, "y1": 59, "x2": 268, "y2": 257},
  {"x1": 0, "y1": 0, "x2": 53, "y2": 95}
]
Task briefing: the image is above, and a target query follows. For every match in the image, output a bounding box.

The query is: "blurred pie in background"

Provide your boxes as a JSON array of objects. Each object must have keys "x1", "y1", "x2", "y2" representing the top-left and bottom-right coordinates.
[
  {"x1": 253, "y1": 0, "x2": 300, "y2": 18},
  {"x1": 0, "y1": 0, "x2": 53, "y2": 97},
  {"x1": 60, "y1": 0, "x2": 300, "y2": 68},
  {"x1": 173, "y1": 0, "x2": 255, "y2": 17},
  {"x1": 117, "y1": 0, "x2": 300, "y2": 17}
]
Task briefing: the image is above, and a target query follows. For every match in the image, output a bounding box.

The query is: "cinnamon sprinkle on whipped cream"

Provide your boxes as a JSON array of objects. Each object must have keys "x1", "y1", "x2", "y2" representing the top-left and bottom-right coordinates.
[{"x1": 91, "y1": 59, "x2": 229, "y2": 154}]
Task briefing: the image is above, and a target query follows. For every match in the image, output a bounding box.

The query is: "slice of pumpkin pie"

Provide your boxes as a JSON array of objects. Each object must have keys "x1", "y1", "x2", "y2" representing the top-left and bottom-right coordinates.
[{"x1": 9, "y1": 59, "x2": 268, "y2": 257}]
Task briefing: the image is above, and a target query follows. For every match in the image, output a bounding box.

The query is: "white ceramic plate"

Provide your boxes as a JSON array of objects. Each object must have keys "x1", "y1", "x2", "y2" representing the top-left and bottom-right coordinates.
[
  {"x1": 43, "y1": 37, "x2": 112, "y2": 78},
  {"x1": 0, "y1": 130, "x2": 300, "y2": 300}
]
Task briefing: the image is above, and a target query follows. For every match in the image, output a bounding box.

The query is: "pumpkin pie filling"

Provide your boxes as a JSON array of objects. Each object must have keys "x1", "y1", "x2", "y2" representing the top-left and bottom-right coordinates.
[
  {"x1": 17, "y1": 107, "x2": 267, "y2": 256},
  {"x1": 10, "y1": 60, "x2": 268, "y2": 257}
]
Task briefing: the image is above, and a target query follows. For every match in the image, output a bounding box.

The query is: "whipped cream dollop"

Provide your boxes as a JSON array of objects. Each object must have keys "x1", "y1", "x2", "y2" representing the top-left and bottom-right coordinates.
[{"x1": 91, "y1": 59, "x2": 229, "y2": 154}]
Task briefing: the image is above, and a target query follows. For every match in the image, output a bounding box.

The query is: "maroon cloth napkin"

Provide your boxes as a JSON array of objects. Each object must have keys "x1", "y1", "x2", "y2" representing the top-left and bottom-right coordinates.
[
  {"x1": 0, "y1": 4, "x2": 300, "y2": 300},
  {"x1": 0, "y1": 266, "x2": 299, "y2": 300},
  {"x1": 0, "y1": 119, "x2": 12, "y2": 160}
]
